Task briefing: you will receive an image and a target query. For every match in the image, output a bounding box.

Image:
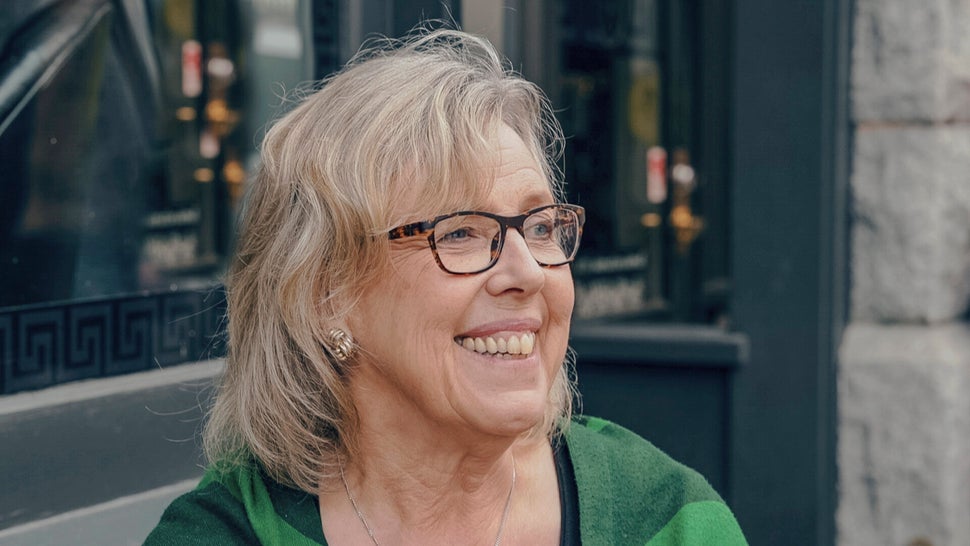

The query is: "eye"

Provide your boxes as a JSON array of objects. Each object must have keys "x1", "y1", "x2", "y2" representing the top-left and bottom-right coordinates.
[
  {"x1": 525, "y1": 218, "x2": 555, "y2": 239},
  {"x1": 440, "y1": 227, "x2": 473, "y2": 241},
  {"x1": 435, "y1": 222, "x2": 490, "y2": 247},
  {"x1": 434, "y1": 214, "x2": 497, "y2": 249}
]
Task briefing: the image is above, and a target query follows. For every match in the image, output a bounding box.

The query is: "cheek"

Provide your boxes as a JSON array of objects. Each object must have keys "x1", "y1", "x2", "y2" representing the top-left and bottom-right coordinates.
[
  {"x1": 548, "y1": 270, "x2": 576, "y2": 321},
  {"x1": 542, "y1": 272, "x2": 575, "y2": 362},
  {"x1": 349, "y1": 276, "x2": 413, "y2": 352}
]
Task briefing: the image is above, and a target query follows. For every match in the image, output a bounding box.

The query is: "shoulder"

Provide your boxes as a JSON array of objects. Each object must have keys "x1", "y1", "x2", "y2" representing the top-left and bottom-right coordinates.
[
  {"x1": 564, "y1": 416, "x2": 747, "y2": 545},
  {"x1": 565, "y1": 415, "x2": 719, "y2": 502},
  {"x1": 144, "y1": 464, "x2": 325, "y2": 546},
  {"x1": 143, "y1": 473, "x2": 260, "y2": 545}
]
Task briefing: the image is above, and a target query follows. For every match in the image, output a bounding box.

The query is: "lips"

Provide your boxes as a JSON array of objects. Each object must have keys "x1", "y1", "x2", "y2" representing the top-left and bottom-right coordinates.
[{"x1": 455, "y1": 332, "x2": 536, "y2": 356}]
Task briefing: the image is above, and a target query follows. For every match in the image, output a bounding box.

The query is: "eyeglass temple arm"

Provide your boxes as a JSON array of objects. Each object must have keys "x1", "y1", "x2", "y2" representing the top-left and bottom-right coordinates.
[{"x1": 387, "y1": 221, "x2": 436, "y2": 240}]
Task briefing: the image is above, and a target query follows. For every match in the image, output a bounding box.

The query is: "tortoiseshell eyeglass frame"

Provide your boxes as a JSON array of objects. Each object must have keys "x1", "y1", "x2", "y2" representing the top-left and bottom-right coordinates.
[{"x1": 386, "y1": 204, "x2": 586, "y2": 275}]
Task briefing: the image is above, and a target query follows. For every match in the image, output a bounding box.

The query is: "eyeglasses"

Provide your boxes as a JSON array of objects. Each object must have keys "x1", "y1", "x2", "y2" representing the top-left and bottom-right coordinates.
[{"x1": 387, "y1": 204, "x2": 586, "y2": 274}]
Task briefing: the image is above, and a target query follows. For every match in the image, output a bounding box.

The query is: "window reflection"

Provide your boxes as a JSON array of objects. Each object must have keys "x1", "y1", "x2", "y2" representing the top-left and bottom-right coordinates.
[
  {"x1": 0, "y1": 0, "x2": 287, "y2": 308},
  {"x1": 0, "y1": 9, "x2": 149, "y2": 306}
]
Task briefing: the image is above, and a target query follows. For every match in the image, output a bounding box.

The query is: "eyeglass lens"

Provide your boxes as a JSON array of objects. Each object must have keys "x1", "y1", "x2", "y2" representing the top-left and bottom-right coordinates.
[{"x1": 432, "y1": 207, "x2": 580, "y2": 273}]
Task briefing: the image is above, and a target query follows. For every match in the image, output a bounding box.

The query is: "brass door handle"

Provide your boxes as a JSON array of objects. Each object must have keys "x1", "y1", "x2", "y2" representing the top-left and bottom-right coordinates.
[
  {"x1": 669, "y1": 204, "x2": 704, "y2": 254},
  {"x1": 204, "y1": 98, "x2": 240, "y2": 137},
  {"x1": 668, "y1": 151, "x2": 702, "y2": 255}
]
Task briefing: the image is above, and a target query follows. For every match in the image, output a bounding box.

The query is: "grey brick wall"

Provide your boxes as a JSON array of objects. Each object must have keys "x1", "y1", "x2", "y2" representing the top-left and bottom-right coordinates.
[{"x1": 839, "y1": 0, "x2": 970, "y2": 544}]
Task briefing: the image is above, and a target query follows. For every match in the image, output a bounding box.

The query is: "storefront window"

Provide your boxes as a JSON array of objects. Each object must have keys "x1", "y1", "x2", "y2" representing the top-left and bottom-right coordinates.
[
  {"x1": 0, "y1": 0, "x2": 320, "y2": 394},
  {"x1": 544, "y1": 0, "x2": 729, "y2": 323},
  {"x1": 0, "y1": 0, "x2": 314, "y2": 309},
  {"x1": 4, "y1": 9, "x2": 146, "y2": 305}
]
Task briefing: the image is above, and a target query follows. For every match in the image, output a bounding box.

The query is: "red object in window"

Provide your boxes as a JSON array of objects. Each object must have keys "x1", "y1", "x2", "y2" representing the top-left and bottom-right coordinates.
[
  {"x1": 181, "y1": 40, "x2": 202, "y2": 97},
  {"x1": 647, "y1": 146, "x2": 667, "y2": 204}
]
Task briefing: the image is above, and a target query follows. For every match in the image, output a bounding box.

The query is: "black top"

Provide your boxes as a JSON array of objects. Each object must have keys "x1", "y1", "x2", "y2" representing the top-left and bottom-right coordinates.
[{"x1": 554, "y1": 436, "x2": 581, "y2": 546}]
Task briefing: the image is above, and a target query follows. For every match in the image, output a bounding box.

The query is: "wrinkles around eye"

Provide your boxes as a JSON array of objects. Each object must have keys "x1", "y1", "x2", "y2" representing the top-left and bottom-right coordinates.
[
  {"x1": 387, "y1": 245, "x2": 439, "y2": 277},
  {"x1": 387, "y1": 236, "x2": 430, "y2": 262}
]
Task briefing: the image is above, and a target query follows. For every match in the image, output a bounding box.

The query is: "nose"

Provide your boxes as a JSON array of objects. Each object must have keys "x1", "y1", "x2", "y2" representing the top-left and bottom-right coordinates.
[{"x1": 485, "y1": 227, "x2": 545, "y2": 296}]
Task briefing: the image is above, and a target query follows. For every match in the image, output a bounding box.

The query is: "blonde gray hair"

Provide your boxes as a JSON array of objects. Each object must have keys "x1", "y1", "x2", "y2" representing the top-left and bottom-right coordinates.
[{"x1": 204, "y1": 27, "x2": 574, "y2": 493}]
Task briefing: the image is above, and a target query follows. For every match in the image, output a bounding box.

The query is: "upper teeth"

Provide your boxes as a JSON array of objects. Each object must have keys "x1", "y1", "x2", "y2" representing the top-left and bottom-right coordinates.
[{"x1": 458, "y1": 333, "x2": 535, "y2": 356}]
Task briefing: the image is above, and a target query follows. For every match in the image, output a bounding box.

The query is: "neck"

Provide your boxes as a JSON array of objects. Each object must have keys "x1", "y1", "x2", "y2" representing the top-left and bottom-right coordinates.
[
  {"x1": 326, "y1": 370, "x2": 546, "y2": 543},
  {"x1": 350, "y1": 433, "x2": 516, "y2": 513},
  {"x1": 319, "y1": 436, "x2": 560, "y2": 546},
  {"x1": 342, "y1": 456, "x2": 517, "y2": 546},
  {"x1": 346, "y1": 368, "x2": 536, "y2": 487},
  {"x1": 339, "y1": 445, "x2": 520, "y2": 544}
]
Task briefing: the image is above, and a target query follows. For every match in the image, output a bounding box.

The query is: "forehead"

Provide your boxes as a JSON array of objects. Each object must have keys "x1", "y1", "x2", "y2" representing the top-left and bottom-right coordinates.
[
  {"x1": 388, "y1": 125, "x2": 552, "y2": 223},
  {"x1": 490, "y1": 126, "x2": 555, "y2": 207}
]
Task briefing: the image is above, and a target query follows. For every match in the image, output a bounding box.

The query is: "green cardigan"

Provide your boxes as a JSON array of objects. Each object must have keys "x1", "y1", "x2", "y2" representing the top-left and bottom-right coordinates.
[{"x1": 145, "y1": 417, "x2": 747, "y2": 545}]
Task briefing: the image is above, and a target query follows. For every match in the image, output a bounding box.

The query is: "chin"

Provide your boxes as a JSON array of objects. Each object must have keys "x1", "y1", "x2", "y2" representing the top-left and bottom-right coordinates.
[{"x1": 472, "y1": 396, "x2": 549, "y2": 438}]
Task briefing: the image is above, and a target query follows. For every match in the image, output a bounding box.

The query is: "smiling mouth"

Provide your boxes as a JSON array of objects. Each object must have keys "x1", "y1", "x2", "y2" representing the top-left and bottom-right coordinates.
[{"x1": 454, "y1": 332, "x2": 536, "y2": 357}]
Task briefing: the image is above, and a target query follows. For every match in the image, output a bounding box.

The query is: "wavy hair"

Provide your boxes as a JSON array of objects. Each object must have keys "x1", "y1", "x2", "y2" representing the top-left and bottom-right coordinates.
[{"x1": 203, "y1": 27, "x2": 575, "y2": 493}]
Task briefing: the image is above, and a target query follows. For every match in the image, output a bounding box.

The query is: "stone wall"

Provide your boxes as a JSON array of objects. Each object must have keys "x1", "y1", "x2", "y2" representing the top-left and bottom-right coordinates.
[{"x1": 838, "y1": 0, "x2": 970, "y2": 545}]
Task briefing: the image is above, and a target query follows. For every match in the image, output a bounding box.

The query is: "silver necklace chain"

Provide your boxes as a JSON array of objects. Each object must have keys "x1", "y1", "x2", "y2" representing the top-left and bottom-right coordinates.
[{"x1": 340, "y1": 456, "x2": 517, "y2": 546}]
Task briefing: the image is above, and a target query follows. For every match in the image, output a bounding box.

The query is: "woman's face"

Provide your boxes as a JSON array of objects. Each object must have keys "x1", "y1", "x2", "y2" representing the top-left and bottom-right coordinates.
[{"x1": 347, "y1": 125, "x2": 575, "y2": 440}]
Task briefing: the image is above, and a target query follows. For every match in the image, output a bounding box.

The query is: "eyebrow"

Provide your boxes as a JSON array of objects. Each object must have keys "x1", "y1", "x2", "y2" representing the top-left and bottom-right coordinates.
[{"x1": 516, "y1": 190, "x2": 556, "y2": 212}]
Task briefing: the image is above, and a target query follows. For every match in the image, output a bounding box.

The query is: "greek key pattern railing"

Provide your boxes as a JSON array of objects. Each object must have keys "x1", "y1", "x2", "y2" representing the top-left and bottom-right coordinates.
[{"x1": 0, "y1": 286, "x2": 227, "y2": 394}]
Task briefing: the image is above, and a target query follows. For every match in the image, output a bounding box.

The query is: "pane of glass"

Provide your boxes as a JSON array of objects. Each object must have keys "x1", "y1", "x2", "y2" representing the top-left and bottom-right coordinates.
[
  {"x1": 0, "y1": 0, "x2": 314, "y2": 309},
  {"x1": 524, "y1": 209, "x2": 570, "y2": 262},
  {"x1": 433, "y1": 215, "x2": 498, "y2": 272},
  {"x1": 0, "y1": 13, "x2": 152, "y2": 307}
]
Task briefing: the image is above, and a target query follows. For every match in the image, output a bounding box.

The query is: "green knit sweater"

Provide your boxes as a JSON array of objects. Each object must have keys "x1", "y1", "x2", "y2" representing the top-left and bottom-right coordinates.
[{"x1": 145, "y1": 417, "x2": 747, "y2": 545}]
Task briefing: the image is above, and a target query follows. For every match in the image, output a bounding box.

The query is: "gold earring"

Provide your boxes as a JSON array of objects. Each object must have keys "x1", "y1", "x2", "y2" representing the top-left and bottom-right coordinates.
[{"x1": 327, "y1": 328, "x2": 356, "y2": 362}]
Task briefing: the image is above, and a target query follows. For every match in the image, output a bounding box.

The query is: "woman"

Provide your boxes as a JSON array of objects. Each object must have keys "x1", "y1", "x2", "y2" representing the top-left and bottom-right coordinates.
[{"x1": 146, "y1": 29, "x2": 747, "y2": 545}]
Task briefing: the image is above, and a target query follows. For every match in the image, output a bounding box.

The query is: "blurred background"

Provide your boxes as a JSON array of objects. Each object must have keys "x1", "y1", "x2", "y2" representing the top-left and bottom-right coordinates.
[{"x1": 1, "y1": 0, "x2": 968, "y2": 545}]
